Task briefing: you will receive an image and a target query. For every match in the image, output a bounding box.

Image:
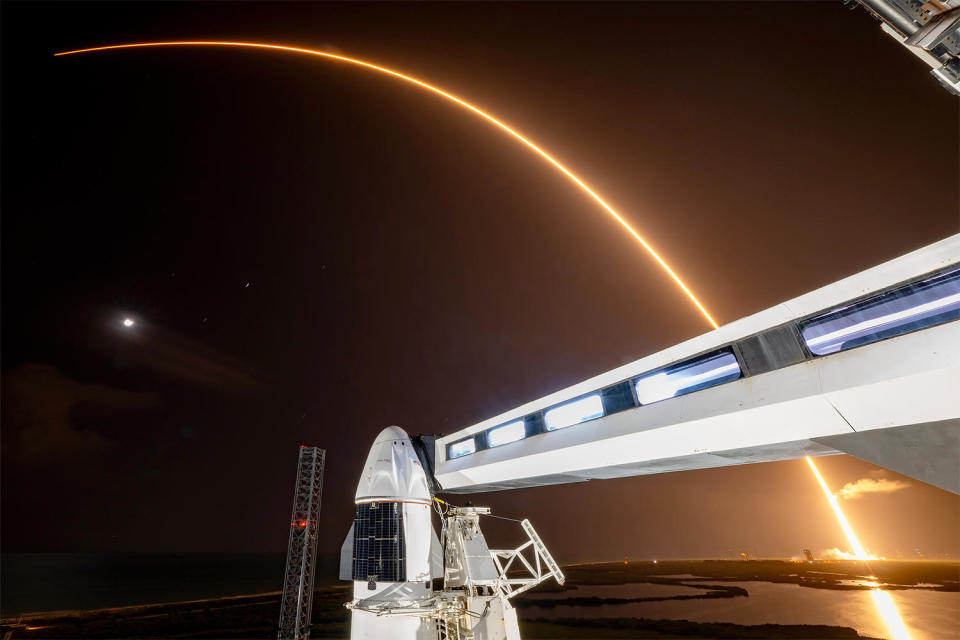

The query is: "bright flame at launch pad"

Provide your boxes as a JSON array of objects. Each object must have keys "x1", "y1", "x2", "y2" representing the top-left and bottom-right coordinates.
[
  {"x1": 805, "y1": 456, "x2": 874, "y2": 560},
  {"x1": 56, "y1": 39, "x2": 941, "y2": 640},
  {"x1": 54, "y1": 40, "x2": 719, "y2": 329},
  {"x1": 805, "y1": 457, "x2": 913, "y2": 640}
]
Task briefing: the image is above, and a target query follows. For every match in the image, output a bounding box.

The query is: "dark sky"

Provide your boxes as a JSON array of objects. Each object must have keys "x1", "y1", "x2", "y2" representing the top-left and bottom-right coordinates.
[{"x1": 2, "y1": 1, "x2": 958, "y2": 562}]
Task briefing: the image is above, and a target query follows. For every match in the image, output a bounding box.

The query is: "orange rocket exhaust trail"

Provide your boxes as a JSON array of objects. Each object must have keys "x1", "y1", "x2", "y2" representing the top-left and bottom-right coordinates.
[
  {"x1": 805, "y1": 456, "x2": 873, "y2": 560},
  {"x1": 805, "y1": 458, "x2": 912, "y2": 639},
  {"x1": 55, "y1": 40, "x2": 719, "y2": 330},
  {"x1": 807, "y1": 456, "x2": 910, "y2": 640}
]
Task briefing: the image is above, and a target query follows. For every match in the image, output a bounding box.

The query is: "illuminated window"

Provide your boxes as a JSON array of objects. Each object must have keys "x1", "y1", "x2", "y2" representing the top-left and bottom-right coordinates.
[
  {"x1": 799, "y1": 268, "x2": 960, "y2": 356},
  {"x1": 487, "y1": 420, "x2": 526, "y2": 448},
  {"x1": 544, "y1": 395, "x2": 604, "y2": 431},
  {"x1": 448, "y1": 438, "x2": 476, "y2": 459},
  {"x1": 634, "y1": 350, "x2": 742, "y2": 405}
]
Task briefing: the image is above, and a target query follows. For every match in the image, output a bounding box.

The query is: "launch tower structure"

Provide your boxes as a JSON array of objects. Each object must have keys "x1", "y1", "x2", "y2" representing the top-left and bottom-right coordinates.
[
  {"x1": 338, "y1": 235, "x2": 958, "y2": 639},
  {"x1": 341, "y1": 428, "x2": 564, "y2": 640},
  {"x1": 278, "y1": 446, "x2": 326, "y2": 640},
  {"x1": 853, "y1": 0, "x2": 960, "y2": 95}
]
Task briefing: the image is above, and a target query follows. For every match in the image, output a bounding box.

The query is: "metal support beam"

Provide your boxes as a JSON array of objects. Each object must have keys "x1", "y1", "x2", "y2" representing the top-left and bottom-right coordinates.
[
  {"x1": 278, "y1": 446, "x2": 326, "y2": 640},
  {"x1": 814, "y1": 420, "x2": 960, "y2": 494}
]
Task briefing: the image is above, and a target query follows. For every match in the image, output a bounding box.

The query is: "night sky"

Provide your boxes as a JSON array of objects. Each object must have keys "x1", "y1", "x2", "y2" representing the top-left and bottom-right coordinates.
[{"x1": 2, "y1": 2, "x2": 958, "y2": 563}]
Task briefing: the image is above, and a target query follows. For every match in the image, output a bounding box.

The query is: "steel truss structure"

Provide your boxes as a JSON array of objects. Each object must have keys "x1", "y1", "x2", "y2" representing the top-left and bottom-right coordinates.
[
  {"x1": 346, "y1": 504, "x2": 563, "y2": 640},
  {"x1": 278, "y1": 446, "x2": 326, "y2": 640},
  {"x1": 489, "y1": 519, "x2": 565, "y2": 600}
]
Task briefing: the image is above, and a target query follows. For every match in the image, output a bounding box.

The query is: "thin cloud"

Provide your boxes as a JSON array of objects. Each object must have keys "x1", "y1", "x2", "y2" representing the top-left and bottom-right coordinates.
[
  {"x1": 1, "y1": 363, "x2": 158, "y2": 460},
  {"x1": 837, "y1": 477, "x2": 911, "y2": 500},
  {"x1": 112, "y1": 324, "x2": 272, "y2": 392}
]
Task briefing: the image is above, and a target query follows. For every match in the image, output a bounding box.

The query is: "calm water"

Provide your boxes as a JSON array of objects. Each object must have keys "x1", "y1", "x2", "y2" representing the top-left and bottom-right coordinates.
[
  {"x1": 1, "y1": 553, "x2": 341, "y2": 616},
  {"x1": 5, "y1": 555, "x2": 958, "y2": 640},
  {"x1": 536, "y1": 582, "x2": 695, "y2": 599},
  {"x1": 522, "y1": 581, "x2": 960, "y2": 640}
]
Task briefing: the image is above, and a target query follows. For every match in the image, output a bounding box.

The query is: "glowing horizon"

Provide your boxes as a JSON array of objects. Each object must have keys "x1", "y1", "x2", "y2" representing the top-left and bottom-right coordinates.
[{"x1": 54, "y1": 40, "x2": 719, "y2": 329}]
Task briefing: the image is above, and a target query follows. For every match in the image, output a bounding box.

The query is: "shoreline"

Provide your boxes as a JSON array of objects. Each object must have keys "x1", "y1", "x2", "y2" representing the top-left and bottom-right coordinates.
[{"x1": 2, "y1": 559, "x2": 954, "y2": 639}]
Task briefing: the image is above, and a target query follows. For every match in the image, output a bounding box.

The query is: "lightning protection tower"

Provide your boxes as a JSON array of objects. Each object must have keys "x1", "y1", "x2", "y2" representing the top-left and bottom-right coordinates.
[{"x1": 278, "y1": 446, "x2": 326, "y2": 640}]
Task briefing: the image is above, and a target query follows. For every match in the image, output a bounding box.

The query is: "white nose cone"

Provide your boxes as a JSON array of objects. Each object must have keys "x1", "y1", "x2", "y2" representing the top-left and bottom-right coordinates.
[{"x1": 355, "y1": 426, "x2": 431, "y2": 504}]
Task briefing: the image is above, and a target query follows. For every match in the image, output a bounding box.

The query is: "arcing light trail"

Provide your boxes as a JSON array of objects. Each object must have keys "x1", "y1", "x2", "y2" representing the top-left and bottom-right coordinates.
[
  {"x1": 804, "y1": 457, "x2": 912, "y2": 640},
  {"x1": 54, "y1": 40, "x2": 718, "y2": 330},
  {"x1": 805, "y1": 457, "x2": 874, "y2": 560}
]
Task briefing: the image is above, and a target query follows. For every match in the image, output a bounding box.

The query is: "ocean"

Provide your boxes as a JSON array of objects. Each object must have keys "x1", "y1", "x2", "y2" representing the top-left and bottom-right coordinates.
[{"x1": 1, "y1": 553, "x2": 342, "y2": 616}]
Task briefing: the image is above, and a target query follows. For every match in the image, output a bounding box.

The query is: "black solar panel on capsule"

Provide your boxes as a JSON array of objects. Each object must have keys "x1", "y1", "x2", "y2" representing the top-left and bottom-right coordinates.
[{"x1": 352, "y1": 502, "x2": 406, "y2": 583}]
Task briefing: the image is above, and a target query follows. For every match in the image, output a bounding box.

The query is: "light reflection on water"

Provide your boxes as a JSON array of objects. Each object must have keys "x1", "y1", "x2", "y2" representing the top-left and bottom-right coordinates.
[
  {"x1": 519, "y1": 581, "x2": 960, "y2": 640},
  {"x1": 870, "y1": 588, "x2": 913, "y2": 640}
]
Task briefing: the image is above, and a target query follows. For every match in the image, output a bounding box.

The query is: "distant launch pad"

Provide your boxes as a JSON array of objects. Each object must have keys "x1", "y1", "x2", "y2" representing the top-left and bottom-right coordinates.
[{"x1": 52, "y1": 14, "x2": 960, "y2": 640}]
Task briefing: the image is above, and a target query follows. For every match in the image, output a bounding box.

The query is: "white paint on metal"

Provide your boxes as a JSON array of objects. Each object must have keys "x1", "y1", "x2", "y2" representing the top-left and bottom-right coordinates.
[
  {"x1": 434, "y1": 235, "x2": 960, "y2": 492},
  {"x1": 350, "y1": 427, "x2": 436, "y2": 640},
  {"x1": 355, "y1": 426, "x2": 432, "y2": 504}
]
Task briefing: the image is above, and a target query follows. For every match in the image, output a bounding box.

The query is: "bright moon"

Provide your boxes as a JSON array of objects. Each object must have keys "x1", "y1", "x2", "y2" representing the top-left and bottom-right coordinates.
[{"x1": 123, "y1": 318, "x2": 135, "y2": 327}]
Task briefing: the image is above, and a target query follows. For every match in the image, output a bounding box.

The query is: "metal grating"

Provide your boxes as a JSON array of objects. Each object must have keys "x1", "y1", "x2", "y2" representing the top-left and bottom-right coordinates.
[
  {"x1": 351, "y1": 502, "x2": 406, "y2": 584},
  {"x1": 278, "y1": 447, "x2": 325, "y2": 640}
]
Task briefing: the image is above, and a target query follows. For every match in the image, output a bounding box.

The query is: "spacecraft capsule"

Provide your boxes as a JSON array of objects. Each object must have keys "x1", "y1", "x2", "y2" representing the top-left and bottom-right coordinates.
[
  {"x1": 355, "y1": 426, "x2": 432, "y2": 504},
  {"x1": 343, "y1": 426, "x2": 438, "y2": 640}
]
